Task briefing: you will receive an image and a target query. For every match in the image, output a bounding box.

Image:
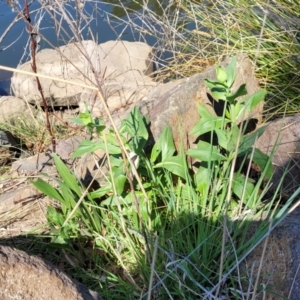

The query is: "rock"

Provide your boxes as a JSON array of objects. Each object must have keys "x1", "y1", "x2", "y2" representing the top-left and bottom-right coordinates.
[
  {"x1": 0, "y1": 130, "x2": 18, "y2": 147},
  {"x1": 10, "y1": 152, "x2": 55, "y2": 176},
  {"x1": 79, "y1": 72, "x2": 156, "y2": 117},
  {"x1": 0, "y1": 245, "x2": 102, "y2": 300},
  {"x1": 0, "y1": 130, "x2": 19, "y2": 164},
  {"x1": 49, "y1": 136, "x2": 84, "y2": 161},
  {"x1": 11, "y1": 40, "x2": 154, "y2": 107},
  {"x1": 55, "y1": 107, "x2": 81, "y2": 125},
  {"x1": 11, "y1": 40, "x2": 98, "y2": 107},
  {"x1": 0, "y1": 96, "x2": 28, "y2": 123},
  {"x1": 0, "y1": 178, "x2": 52, "y2": 237},
  {"x1": 138, "y1": 54, "x2": 263, "y2": 150},
  {"x1": 74, "y1": 148, "x2": 107, "y2": 187},
  {"x1": 240, "y1": 206, "x2": 300, "y2": 299},
  {"x1": 255, "y1": 114, "x2": 300, "y2": 197},
  {"x1": 8, "y1": 136, "x2": 88, "y2": 189},
  {"x1": 98, "y1": 40, "x2": 153, "y2": 76},
  {"x1": 9, "y1": 136, "x2": 84, "y2": 176},
  {"x1": 0, "y1": 184, "x2": 42, "y2": 216},
  {"x1": 79, "y1": 39, "x2": 157, "y2": 115}
]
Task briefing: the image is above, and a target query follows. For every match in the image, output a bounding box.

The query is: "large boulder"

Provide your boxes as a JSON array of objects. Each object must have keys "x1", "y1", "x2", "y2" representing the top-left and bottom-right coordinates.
[
  {"x1": 138, "y1": 54, "x2": 263, "y2": 150},
  {"x1": 79, "y1": 70, "x2": 156, "y2": 117},
  {"x1": 97, "y1": 40, "x2": 153, "y2": 77},
  {"x1": 0, "y1": 96, "x2": 29, "y2": 123},
  {"x1": 240, "y1": 206, "x2": 300, "y2": 299},
  {"x1": 255, "y1": 114, "x2": 300, "y2": 197},
  {"x1": 0, "y1": 245, "x2": 102, "y2": 300},
  {"x1": 11, "y1": 40, "x2": 154, "y2": 107}
]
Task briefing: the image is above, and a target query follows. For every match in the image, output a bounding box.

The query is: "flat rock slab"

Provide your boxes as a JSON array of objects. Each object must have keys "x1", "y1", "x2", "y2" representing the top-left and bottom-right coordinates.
[
  {"x1": 0, "y1": 184, "x2": 41, "y2": 216},
  {"x1": 10, "y1": 136, "x2": 83, "y2": 176},
  {"x1": 0, "y1": 177, "x2": 53, "y2": 237},
  {"x1": 10, "y1": 152, "x2": 55, "y2": 176},
  {"x1": 0, "y1": 245, "x2": 102, "y2": 300}
]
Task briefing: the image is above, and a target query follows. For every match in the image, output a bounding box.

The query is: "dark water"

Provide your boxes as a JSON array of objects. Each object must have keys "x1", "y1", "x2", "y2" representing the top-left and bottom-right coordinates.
[{"x1": 0, "y1": 0, "x2": 172, "y2": 95}]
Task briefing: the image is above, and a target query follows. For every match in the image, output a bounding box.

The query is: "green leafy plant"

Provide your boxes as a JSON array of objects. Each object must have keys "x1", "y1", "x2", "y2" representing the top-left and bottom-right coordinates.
[
  {"x1": 32, "y1": 153, "x2": 102, "y2": 244},
  {"x1": 187, "y1": 57, "x2": 272, "y2": 208},
  {"x1": 31, "y1": 58, "x2": 288, "y2": 299}
]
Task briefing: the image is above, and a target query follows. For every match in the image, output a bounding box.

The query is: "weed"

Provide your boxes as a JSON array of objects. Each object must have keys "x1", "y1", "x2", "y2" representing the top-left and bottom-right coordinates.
[{"x1": 31, "y1": 57, "x2": 295, "y2": 299}]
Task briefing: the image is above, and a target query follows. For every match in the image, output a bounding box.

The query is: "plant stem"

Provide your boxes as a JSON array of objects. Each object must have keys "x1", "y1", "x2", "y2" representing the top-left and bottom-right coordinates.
[{"x1": 24, "y1": 0, "x2": 56, "y2": 152}]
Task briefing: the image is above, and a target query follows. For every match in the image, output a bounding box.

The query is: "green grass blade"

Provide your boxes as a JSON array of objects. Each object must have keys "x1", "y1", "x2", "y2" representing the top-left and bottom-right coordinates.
[{"x1": 31, "y1": 178, "x2": 64, "y2": 203}]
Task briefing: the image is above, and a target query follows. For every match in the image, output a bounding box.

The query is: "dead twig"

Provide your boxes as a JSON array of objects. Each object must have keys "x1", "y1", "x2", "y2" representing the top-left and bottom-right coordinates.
[{"x1": 23, "y1": 0, "x2": 56, "y2": 153}]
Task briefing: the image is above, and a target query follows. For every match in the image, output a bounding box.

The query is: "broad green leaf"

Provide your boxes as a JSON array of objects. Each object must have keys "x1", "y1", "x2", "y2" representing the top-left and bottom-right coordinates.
[
  {"x1": 52, "y1": 153, "x2": 82, "y2": 197},
  {"x1": 89, "y1": 184, "x2": 112, "y2": 199},
  {"x1": 232, "y1": 173, "x2": 255, "y2": 204},
  {"x1": 52, "y1": 235, "x2": 68, "y2": 245},
  {"x1": 245, "y1": 90, "x2": 267, "y2": 110},
  {"x1": 205, "y1": 79, "x2": 228, "y2": 100},
  {"x1": 120, "y1": 106, "x2": 149, "y2": 140},
  {"x1": 120, "y1": 106, "x2": 149, "y2": 151},
  {"x1": 94, "y1": 118, "x2": 106, "y2": 134},
  {"x1": 102, "y1": 129, "x2": 127, "y2": 148},
  {"x1": 74, "y1": 112, "x2": 93, "y2": 126},
  {"x1": 151, "y1": 126, "x2": 175, "y2": 162},
  {"x1": 227, "y1": 84, "x2": 247, "y2": 104},
  {"x1": 71, "y1": 140, "x2": 104, "y2": 158},
  {"x1": 58, "y1": 181, "x2": 78, "y2": 210},
  {"x1": 230, "y1": 125, "x2": 241, "y2": 148},
  {"x1": 69, "y1": 116, "x2": 85, "y2": 126},
  {"x1": 215, "y1": 129, "x2": 229, "y2": 150},
  {"x1": 203, "y1": 79, "x2": 221, "y2": 87},
  {"x1": 197, "y1": 103, "x2": 215, "y2": 118},
  {"x1": 47, "y1": 206, "x2": 64, "y2": 226},
  {"x1": 104, "y1": 143, "x2": 124, "y2": 155},
  {"x1": 225, "y1": 56, "x2": 237, "y2": 88},
  {"x1": 238, "y1": 126, "x2": 266, "y2": 154},
  {"x1": 150, "y1": 142, "x2": 161, "y2": 163},
  {"x1": 215, "y1": 125, "x2": 239, "y2": 152},
  {"x1": 211, "y1": 89, "x2": 227, "y2": 101},
  {"x1": 160, "y1": 126, "x2": 176, "y2": 160},
  {"x1": 100, "y1": 195, "x2": 132, "y2": 206},
  {"x1": 190, "y1": 116, "x2": 228, "y2": 136},
  {"x1": 32, "y1": 178, "x2": 64, "y2": 202},
  {"x1": 195, "y1": 167, "x2": 210, "y2": 195},
  {"x1": 228, "y1": 101, "x2": 248, "y2": 124},
  {"x1": 70, "y1": 112, "x2": 93, "y2": 126},
  {"x1": 216, "y1": 65, "x2": 227, "y2": 84},
  {"x1": 127, "y1": 137, "x2": 147, "y2": 154},
  {"x1": 109, "y1": 155, "x2": 124, "y2": 168},
  {"x1": 187, "y1": 141, "x2": 226, "y2": 161},
  {"x1": 228, "y1": 103, "x2": 242, "y2": 123},
  {"x1": 154, "y1": 155, "x2": 186, "y2": 179},
  {"x1": 234, "y1": 103, "x2": 248, "y2": 123},
  {"x1": 252, "y1": 148, "x2": 273, "y2": 179},
  {"x1": 114, "y1": 174, "x2": 127, "y2": 195},
  {"x1": 72, "y1": 140, "x2": 121, "y2": 159}
]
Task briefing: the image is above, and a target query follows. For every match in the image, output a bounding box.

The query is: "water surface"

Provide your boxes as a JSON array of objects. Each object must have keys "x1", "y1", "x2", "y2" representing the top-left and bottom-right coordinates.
[{"x1": 0, "y1": 0, "x2": 167, "y2": 94}]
